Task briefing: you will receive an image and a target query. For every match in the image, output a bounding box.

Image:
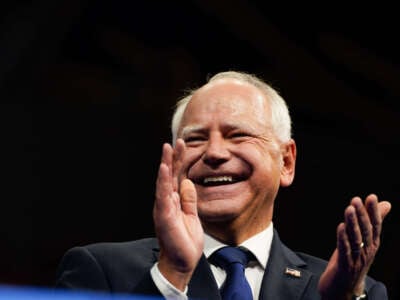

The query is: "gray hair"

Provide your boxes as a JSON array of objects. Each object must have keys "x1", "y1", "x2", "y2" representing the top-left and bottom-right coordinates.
[{"x1": 171, "y1": 71, "x2": 292, "y2": 145}]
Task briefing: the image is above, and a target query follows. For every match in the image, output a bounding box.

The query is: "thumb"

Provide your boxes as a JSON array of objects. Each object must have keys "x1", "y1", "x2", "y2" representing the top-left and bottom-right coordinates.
[
  {"x1": 180, "y1": 179, "x2": 198, "y2": 216},
  {"x1": 378, "y1": 201, "x2": 392, "y2": 220}
]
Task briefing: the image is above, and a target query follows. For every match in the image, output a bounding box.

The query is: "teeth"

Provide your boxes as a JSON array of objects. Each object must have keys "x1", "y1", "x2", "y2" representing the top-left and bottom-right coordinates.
[{"x1": 204, "y1": 176, "x2": 233, "y2": 184}]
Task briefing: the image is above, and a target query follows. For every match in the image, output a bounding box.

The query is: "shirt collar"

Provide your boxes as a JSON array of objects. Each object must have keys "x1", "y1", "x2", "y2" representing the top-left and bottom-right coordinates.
[{"x1": 203, "y1": 223, "x2": 273, "y2": 269}]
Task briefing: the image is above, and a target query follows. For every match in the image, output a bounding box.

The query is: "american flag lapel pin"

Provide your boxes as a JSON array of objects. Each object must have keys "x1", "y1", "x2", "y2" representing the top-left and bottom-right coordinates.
[{"x1": 285, "y1": 267, "x2": 301, "y2": 278}]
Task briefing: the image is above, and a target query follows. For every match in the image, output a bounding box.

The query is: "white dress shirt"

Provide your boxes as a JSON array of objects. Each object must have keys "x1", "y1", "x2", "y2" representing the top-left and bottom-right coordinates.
[{"x1": 151, "y1": 223, "x2": 274, "y2": 300}]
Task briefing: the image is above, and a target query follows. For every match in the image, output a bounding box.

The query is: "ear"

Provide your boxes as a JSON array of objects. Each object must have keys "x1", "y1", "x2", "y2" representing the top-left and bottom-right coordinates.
[{"x1": 280, "y1": 139, "x2": 296, "y2": 187}]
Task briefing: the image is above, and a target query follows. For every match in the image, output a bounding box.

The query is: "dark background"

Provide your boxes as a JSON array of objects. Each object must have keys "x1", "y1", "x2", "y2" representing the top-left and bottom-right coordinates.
[{"x1": 2, "y1": 0, "x2": 399, "y2": 298}]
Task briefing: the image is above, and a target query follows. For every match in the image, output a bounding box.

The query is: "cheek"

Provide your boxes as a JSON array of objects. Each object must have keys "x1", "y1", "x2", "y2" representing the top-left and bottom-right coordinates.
[
  {"x1": 181, "y1": 149, "x2": 203, "y2": 178},
  {"x1": 240, "y1": 147, "x2": 281, "y2": 181},
  {"x1": 238, "y1": 143, "x2": 274, "y2": 165}
]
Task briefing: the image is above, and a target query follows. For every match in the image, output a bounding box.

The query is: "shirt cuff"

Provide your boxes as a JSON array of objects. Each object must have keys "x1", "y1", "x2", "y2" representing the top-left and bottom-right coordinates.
[{"x1": 150, "y1": 262, "x2": 188, "y2": 300}]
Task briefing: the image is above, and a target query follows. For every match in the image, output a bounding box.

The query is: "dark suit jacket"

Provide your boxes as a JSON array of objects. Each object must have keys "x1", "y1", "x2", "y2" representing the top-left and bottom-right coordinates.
[{"x1": 55, "y1": 230, "x2": 388, "y2": 299}]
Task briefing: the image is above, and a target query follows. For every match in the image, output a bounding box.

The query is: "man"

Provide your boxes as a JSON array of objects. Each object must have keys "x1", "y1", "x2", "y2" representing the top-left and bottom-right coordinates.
[{"x1": 56, "y1": 71, "x2": 392, "y2": 299}]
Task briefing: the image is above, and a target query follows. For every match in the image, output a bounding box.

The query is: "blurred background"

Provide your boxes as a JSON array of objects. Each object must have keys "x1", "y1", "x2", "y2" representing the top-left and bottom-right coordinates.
[{"x1": 1, "y1": 0, "x2": 399, "y2": 298}]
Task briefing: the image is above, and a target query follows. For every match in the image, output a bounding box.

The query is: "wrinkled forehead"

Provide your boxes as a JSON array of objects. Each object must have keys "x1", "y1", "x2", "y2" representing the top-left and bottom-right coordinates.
[{"x1": 179, "y1": 78, "x2": 271, "y2": 132}]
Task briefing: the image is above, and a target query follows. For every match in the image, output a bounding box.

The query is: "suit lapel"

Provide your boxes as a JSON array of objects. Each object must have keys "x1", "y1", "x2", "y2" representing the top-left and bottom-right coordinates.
[
  {"x1": 188, "y1": 255, "x2": 221, "y2": 300},
  {"x1": 259, "y1": 230, "x2": 313, "y2": 300},
  {"x1": 150, "y1": 244, "x2": 220, "y2": 300}
]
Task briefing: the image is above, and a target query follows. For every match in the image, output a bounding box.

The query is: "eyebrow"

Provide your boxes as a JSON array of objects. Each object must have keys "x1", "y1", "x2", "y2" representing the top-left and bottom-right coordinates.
[{"x1": 180, "y1": 125, "x2": 204, "y2": 139}]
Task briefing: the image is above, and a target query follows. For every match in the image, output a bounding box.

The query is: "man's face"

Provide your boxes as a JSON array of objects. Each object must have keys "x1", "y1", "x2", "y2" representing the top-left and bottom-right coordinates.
[{"x1": 177, "y1": 78, "x2": 292, "y2": 229}]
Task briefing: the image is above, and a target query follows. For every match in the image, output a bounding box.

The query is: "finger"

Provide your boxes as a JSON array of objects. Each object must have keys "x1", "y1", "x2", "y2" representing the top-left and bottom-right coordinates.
[
  {"x1": 351, "y1": 196, "x2": 373, "y2": 248},
  {"x1": 378, "y1": 201, "x2": 392, "y2": 219},
  {"x1": 344, "y1": 202, "x2": 363, "y2": 258},
  {"x1": 365, "y1": 194, "x2": 392, "y2": 221},
  {"x1": 173, "y1": 139, "x2": 185, "y2": 191},
  {"x1": 161, "y1": 143, "x2": 174, "y2": 178},
  {"x1": 365, "y1": 194, "x2": 392, "y2": 244},
  {"x1": 157, "y1": 143, "x2": 174, "y2": 204},
  {"x1": 155, "y1": 163, "x2": 174, "y2": 211},
  {"x1": 337, "y1": 222, "x2": 352, "y2": 265},
  {"x1": 180, "y1": 179, "x2": 198, "y2": 216}
]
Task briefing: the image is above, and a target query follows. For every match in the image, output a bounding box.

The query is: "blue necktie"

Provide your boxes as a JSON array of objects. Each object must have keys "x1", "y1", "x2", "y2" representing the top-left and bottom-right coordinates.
[{"x1": 211, "y1": 246, "x2": 253, "y2": 300}]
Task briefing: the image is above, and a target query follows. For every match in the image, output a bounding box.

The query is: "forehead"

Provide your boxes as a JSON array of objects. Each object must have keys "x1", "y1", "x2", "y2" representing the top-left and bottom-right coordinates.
[{"x1": 183, "y1": 79, "x2": 269, "y2": 122}]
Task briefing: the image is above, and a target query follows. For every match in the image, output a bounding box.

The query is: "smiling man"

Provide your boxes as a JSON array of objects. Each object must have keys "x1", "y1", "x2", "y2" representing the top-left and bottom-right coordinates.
[{"x1": 56, "y1": 71, "x2": 391, "y2": 300}]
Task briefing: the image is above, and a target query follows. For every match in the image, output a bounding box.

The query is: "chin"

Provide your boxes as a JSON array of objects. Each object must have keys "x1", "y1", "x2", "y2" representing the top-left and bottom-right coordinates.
[{"x1": 198, "y1": 201, "x2": 242, "y2": 222}]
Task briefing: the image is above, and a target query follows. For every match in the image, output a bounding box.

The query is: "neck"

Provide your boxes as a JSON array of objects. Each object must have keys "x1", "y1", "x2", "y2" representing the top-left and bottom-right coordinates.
[{"x1": 203, "y1": 218, "x2": 272, "y2": 245}]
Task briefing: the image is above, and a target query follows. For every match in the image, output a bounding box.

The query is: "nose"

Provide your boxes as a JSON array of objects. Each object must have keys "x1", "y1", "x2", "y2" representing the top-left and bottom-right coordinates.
[{"x1": 203, "y1": 134, "x2": 230, "y2": 166}]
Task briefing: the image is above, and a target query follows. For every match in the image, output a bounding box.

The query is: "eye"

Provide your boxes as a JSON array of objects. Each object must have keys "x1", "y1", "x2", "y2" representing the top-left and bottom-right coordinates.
[
  {"x1": 229, "y1": 132, "x2": 250, "y2": 139},
  {"x1": 184, "y1": 135, "x2": 207, "y2": 144},
  {"x1": 231, "y1": 132, "x2": 246, "y2": 138}
]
